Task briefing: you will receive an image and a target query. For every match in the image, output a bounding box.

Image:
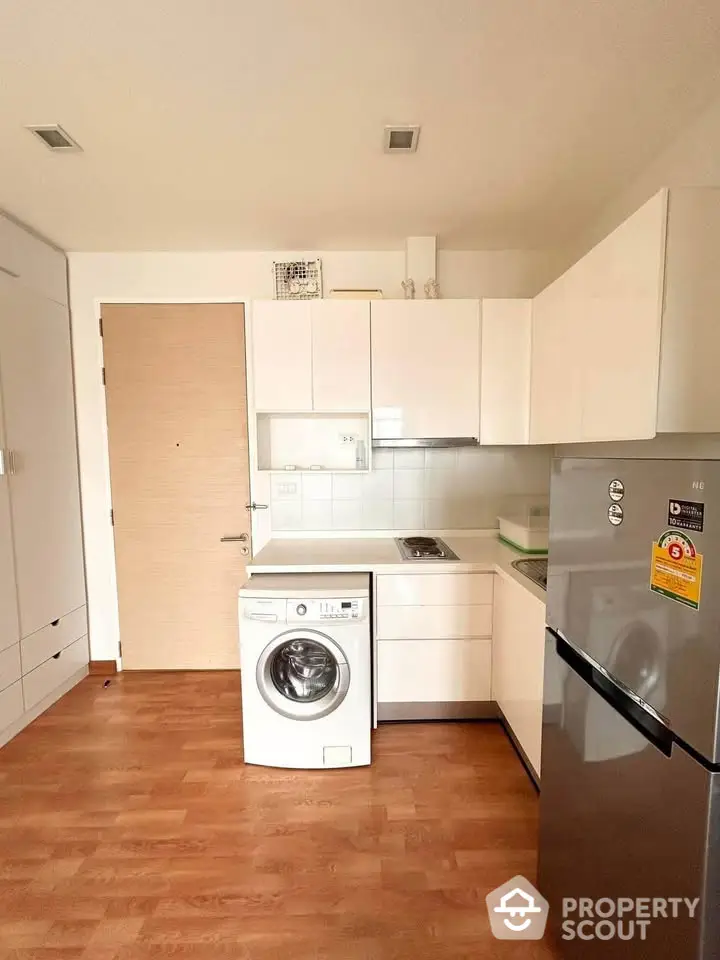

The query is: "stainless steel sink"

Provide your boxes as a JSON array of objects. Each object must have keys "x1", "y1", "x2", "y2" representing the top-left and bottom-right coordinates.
[{"x1": 511, "y1": 557, "x2": 548, "y2": 590}]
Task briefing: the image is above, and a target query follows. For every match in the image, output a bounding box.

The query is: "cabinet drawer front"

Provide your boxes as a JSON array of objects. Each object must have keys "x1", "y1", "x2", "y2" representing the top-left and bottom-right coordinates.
[
  {"x1": 378, "y1": 639, "x2": 491, "y2": 703},
  {"x1": 22, "y1": 635, "x2": 88, "y2": 712},
  {"x1": 0, "y1": 644, "x2": 21, "y2": 693},
  {"x1": 377, "y1": 573, "x2": 493, "y2": 607},
  {"x1": 21, "y1": 606, "x2": 87, "y2": 675},
  {"x1": 376, "y1": 604, "x2": 492, "y2": 640},
  {"x1": 0, "y1": 681, "x2": 24, "y2": 732}
]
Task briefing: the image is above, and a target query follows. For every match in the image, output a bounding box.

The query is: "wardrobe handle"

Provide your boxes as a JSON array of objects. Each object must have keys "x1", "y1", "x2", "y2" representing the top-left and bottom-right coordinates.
[
  {"x1": 51, "y1": 619, "x2": 60, "y2": 627},
  {"x1": 52, "y1": 651, "x2": 62, "y2": 660}
]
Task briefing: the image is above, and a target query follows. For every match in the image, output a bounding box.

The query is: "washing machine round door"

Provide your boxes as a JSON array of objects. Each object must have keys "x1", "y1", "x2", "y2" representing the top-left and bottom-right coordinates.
[{"x1": 256, "y1": 629, "x2": 350, "y2": 721}]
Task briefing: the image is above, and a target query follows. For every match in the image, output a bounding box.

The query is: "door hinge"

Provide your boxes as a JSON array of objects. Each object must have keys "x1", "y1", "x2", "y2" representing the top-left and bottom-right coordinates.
[
  {"x1": 99, "y1": 317, "x2": 103, "y2": 337},
  {"x1": 102, "y1": 367, "x2": 106, "y2": 386},
  {"x1": 110, "y1": 508, "x2": 114, "y2": 526},
  {"x1": 118, "y1": 641, "x2": 122, "y2": 658}
]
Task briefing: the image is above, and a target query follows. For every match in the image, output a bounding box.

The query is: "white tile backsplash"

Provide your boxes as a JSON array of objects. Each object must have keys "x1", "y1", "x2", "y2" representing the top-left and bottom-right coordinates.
[
  {"x1": 393, "y1": 468, "x2": 425, "y2": 500},
  {"x1": 271, "y1": 500, "x2": 302, "y2": 530},
  {"x1": 302, "y1": 500, "x2": 332, "y2": 530},
  {"x1": 362, "y1": 468, "x2": 394, "y2": 500},
  {"x1": 269, "y1": 446, "x2": 553, "y2": 533},
  {"x1": 302, "y1": 473, "x2": 332, "y2": 500},
  {"x1": 332, "y1": 473, "x2": 364, "y2": 500},
  {"x1": 362, "y1": 499, "x2": 394, "y2": 529},
  {"x1": 372, "y1": 449, "x2": 394, "y2": 470},
  {"x1": 393, "y1": 448, "x2": 425, "y2": 469},
  {"x1": 393, "y1": 499, "x2": 425, "y2": 529},
  {"x1": 332, "y1": 499, "x2": 363, "y2": 530}
]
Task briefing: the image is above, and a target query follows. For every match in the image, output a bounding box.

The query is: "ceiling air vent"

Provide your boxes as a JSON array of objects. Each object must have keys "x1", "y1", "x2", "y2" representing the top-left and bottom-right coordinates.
[
  {"x1": 384, "y1": 125, "x2": 420, "y2": 153},
  {"x1": 27, "y1": 124, "x2": 82, "y2": 152}
]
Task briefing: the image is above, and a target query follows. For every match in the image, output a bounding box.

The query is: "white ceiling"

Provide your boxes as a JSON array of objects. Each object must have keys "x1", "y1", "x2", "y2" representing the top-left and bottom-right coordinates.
[{"x1": 2, "y1": 0, "x2": 720, "y2": 251}]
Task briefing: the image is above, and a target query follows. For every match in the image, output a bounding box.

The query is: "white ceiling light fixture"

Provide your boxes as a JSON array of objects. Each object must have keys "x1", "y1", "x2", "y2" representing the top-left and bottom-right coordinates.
[
  {"x1": 27, "y1": 124, "x2": 82, "y2": 152},
  {"x1": 384, "y1": 125, "x2": 420, "y2": 153}
]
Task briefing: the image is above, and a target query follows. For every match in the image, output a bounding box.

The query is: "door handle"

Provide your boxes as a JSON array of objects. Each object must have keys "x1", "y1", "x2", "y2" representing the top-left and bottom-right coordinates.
[
  {"x1": 220, "y1": 534, "x2": 248, "y2": 542},
  {"x1": 0, "y1": 450, "x2": 16, "y2": 476},
  {"x1": 245, "y1": 502, "x2": 268, "y2": 511}
]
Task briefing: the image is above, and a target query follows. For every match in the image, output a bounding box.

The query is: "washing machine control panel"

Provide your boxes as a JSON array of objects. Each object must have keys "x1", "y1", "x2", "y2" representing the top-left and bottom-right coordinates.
[{"x1": 286, "y1": 597, "x2": 366, "y2": 623}]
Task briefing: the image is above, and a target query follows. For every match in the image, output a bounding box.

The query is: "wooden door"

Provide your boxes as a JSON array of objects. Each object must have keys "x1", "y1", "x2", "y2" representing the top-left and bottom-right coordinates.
[
  {"x1": 250, "y1": 301, "x2": 312, "y2": 411},
  {"x1": 371, "y1": 300, "x2": 480, "y2": 440},
  {"x1": 310, "y1": 300, "x2": 370, "y2": 411},
  {"x1": 0, "y1": 276, "x2": 85, "y2": 638},
  {"x1": 102, "y1": 304, "x2": 250, "y2": 671}
]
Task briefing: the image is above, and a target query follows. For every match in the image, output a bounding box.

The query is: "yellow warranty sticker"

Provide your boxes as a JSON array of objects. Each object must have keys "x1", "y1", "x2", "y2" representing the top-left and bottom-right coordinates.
[{"x1": 650, "y1": 530, "x2": 703, "y2": 610}]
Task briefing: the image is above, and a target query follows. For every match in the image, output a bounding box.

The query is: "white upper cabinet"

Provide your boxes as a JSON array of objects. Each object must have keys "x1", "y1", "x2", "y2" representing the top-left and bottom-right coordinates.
[
  {"x1": 251, "y1": 301, "x2": 313, "y2": 411},
  {"x1": 480, "y1": 299, "x2": 531, "y2": 445},
  {"x1": 371, "y1": 299, "x2": 481, "y2": 440},
  {"x1": 530, "y1": 190, "x2": 667, "y2": 444},
  {"x1": 310, "y1": 300, "x2": 370, "y2": 411},
  {"x1": 251, "y1": 300, "x2": 370, "y2": 413},
  {"x1": 530, "y1": 273, "x2": 583, "y2": 444},
  {"x1": 656, "y1": 188, "x2": 720, "y2": 433}
]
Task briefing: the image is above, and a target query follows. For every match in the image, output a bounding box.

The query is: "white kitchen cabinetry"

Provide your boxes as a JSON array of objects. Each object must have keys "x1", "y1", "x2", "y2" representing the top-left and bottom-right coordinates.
[
  {"x1": 251, "y1": 300, "x2": 370, "y2": 413},
  {"x1": 656, "y1": 188, "x2": 720, "y2": 433},
  {"x1": 251, "y1": 301, "x2": 313, "y2": 412},
  {"x1": 310, "y1": 300, "x2": 370, "y2": 411},
  {"x1": 530, "y1": 190, "x2": 667, "y2": 444},
  {"x1": 492, "y1": 573, "x2": 546, "y2": 780},
  {"x1": 376, "y1": 572, "x2": 493, "y2": 719},
  {"x1": 480, "y1": 299, "x2": 532, "y2": 445},
  {"x1": 371, "y1": 300, "x2": 481, "y2": 440},
  {"x1": 0, "y1": 218, "x2": 88, "y2": 751}
]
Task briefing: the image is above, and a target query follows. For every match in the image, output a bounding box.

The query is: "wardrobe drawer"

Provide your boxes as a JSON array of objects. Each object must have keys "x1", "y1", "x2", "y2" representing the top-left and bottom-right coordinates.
[
  {"x1": 21, "y1": 606, "x2": 87, "y2": 675},
  {"x1": 0, "y1": 643, "x2": 21, "y2": 693},
  {"x1": 0, "y1": 681, "x2": 24, "y2": 732},
  {"x1": 22, "y1": 635, "x2": 88, "y2": 712}
]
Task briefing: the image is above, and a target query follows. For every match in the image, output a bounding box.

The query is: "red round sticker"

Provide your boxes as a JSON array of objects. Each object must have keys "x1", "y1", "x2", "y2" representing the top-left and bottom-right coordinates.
[{"x1": 668, "y1": 543, "x2": 684, "y2": 560}]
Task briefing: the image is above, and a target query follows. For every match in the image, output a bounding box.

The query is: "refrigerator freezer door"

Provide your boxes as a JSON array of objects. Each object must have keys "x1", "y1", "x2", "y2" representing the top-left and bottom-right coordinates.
[
  {"x1": 547, "y1": 457, "x2": 720, "y2": 763},
  {"x1": 539, "y1": 630, "x2": 720, "y2": 959}
]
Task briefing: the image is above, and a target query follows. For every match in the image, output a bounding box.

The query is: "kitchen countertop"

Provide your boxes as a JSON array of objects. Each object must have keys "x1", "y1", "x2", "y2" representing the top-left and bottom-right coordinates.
[{"x1": 247, "y1": 535, "x2": 547, "y2": 604}]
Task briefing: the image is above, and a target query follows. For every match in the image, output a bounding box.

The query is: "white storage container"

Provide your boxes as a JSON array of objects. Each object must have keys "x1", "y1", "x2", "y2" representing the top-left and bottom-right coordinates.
[{"x1": 498, "y1": 513, "x2": 548, "y2": 553}]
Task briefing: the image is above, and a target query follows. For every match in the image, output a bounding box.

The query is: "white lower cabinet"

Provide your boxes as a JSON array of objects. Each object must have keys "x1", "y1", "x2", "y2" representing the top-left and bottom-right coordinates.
[
  {"x1": 492, "y1": 573, "x2": 546, "y2": 778},
  {"x1": 376, "y1": 573, "x2": 494, "y2": 710},
  {"x1": 378, "y1": 639, "x2": 492, "y2": 703}
]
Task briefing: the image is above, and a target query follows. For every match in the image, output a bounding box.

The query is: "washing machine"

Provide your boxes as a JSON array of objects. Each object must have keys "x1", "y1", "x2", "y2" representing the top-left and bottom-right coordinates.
[{"x1": 238, "y1": 573, "x2": 371, "y2": 769}]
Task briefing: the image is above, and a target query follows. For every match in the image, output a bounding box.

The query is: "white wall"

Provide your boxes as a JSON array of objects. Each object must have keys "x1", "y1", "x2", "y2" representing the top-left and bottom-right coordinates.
[
  {"x1": 69, "y1": 248, "x2": 564, "y2": 662},
  {"x1": 572, "y1": 89, "x2": 720, "y2": 258}
]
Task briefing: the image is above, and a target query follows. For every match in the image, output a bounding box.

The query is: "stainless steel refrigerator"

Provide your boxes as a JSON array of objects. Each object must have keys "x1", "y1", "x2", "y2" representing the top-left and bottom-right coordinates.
[{"x1": 539, "y1": 457, "x2": 720, "y2": 959}]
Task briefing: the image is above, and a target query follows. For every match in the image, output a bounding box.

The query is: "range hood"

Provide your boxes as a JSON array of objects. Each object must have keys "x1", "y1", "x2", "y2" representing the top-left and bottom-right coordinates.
[{"x1": 372, "y1": 437, "x2": 478, "y2": 448}]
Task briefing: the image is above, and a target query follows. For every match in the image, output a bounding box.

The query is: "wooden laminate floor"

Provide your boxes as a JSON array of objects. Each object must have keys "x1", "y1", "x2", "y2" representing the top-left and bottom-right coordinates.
[{"x1": 0, "y1": 673, "x2": 559, "y2": 959}]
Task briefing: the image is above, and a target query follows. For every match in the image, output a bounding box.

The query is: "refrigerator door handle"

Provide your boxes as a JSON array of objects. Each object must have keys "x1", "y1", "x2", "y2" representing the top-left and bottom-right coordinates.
[{"x1": 549, "y1": 627, "x2": 675, "y2": 758}]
